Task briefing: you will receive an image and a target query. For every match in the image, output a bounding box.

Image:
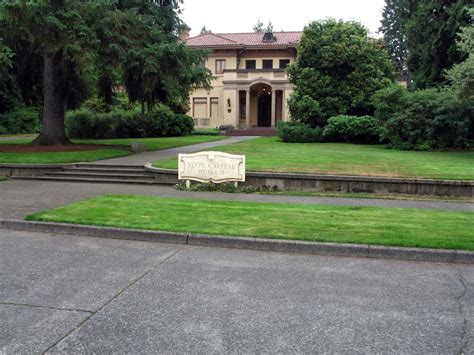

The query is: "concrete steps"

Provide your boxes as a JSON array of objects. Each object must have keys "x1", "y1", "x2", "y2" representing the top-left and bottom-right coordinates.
[
  {"x1": 229, "y1": 128, "x2": 278, "y2": 137},
  {"x1": 11, "y1": 164, "x2": 176, "y2": 185}
]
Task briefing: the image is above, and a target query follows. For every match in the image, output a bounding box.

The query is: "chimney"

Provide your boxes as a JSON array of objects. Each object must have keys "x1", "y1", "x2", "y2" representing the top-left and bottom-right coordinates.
[{"x1": 179, "y1": 24, "x2": 191, "y2": 42}]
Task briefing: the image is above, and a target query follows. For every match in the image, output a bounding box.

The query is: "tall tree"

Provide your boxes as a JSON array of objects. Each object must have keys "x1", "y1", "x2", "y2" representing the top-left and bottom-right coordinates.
[
  {"x1": 0, "y1": 0, "x2": 211, "y2": 145},
  {"x1": 200, "y1": 26, "x2": 211, "y2": 35},
  {"x1": 1, "y1": 0, "x2": 105, "y2": 145},
  {"x1": 288, "y1": 19, "x2": 395, "y2": 126},
  {"x1": 446, "y1": 7, "x2": 474, "y2": 99},
  {"x1": 405, "y1": 0, "x2": 470, "y2": 88},
  {"x1": 379, "y1": 0, "x2": 409, "y2": 82}
]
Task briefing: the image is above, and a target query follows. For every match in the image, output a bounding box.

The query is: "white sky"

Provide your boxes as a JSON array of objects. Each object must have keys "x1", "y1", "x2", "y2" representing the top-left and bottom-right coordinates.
[{"x1": 181, "y1": 0, "x2": 386, "y2": 37}]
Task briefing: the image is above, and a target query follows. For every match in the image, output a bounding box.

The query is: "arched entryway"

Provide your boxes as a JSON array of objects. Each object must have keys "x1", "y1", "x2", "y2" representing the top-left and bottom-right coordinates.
[
  {"x1": 258, "y1": 93, "x2": 272, "y2": 127},
  {"x1": 237, "y1": 82, "x2": 286, "y2": 128},
  {"x1": 251, "y1": 83, "x2": 273, "y2": 128}
]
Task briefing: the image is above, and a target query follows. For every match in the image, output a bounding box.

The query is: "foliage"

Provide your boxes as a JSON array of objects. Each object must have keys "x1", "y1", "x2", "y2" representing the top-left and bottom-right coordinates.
[
  {"x1": 380, "y1": 89, "x2": 474, "y2": 150},
  {"x1": 200, "y1": 26, "x2": 211, "y2": 35},
  {"x1": 371, "y1": 83, "x2": 408, "y2": 123},
  {"x1": 176, "y1": 181, "x2": 261, "y2": 194},
  {"x1": 288, "y1": 19, "x2": 395, "y2": 125},
  {"x1": 0, "y1": 0, "x2": 212, "y2": 144},
  {"x1": 379, "y1": 0, "x2": 409, "y2": 81},
  {"x1": 323, "y1": 115, "x2": 382, "y2": 144},
  {"x1": 253, "y1": 20, "x2": 274, "y2": 33},
  {"x1": 0, "y1": 107, "x2": 40, "y2": 134},
  {"x1": 287, "y1": 93, "x2": 324, "y2": 127},
  {"x1": 405, "y1": 0, "x2": 471, "y2": 89},
  {"x1": 446, "y1": 8, "x2": 474, "y2": 100},
  {"x1": 277, "y1": 122, "x2": 324, "y2": 143},
  {"x1": 66, "y1": 106, "x2": 194, "y2": 139}
]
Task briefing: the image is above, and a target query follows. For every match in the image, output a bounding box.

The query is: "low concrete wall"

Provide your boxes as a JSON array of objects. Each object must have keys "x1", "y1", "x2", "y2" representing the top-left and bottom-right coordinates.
[
  {"x1": 0, "y1": 164, "x2": 65, "y2": 178},
  {"x1": 145, "y1": 166, "x2": 474, "y2": 197}
]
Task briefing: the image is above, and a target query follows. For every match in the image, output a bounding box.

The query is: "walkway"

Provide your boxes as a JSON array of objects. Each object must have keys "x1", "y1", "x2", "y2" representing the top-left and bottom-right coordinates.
[
  {"x1": 1, "y1": 228, "x2": 472, "y2": 353},
  {"x1": 96, "y1": 136, "x2": 257, "y2": 165}
]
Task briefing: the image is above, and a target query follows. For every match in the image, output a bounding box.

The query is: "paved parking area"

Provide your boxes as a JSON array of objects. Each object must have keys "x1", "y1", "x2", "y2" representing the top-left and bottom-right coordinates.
[{"x1": 0, "y1": 228, "x2": 472, "y2": 353}]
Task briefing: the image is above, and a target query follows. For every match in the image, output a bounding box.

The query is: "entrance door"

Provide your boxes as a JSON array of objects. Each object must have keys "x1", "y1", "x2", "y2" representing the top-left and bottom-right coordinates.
[{"x1": 258, "y1": 94, "x2": 272, "y2": 127}]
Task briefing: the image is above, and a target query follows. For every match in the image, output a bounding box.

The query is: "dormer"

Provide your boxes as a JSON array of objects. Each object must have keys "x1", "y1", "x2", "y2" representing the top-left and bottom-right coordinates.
[{"x1": 262, "y1": 32, "x2": 277, "y2": 43}]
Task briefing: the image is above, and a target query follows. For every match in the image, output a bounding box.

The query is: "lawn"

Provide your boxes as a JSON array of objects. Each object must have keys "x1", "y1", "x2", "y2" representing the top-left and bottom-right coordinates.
[
  {"x1": 0, "y1": 135, "x2": 225, "y2": 164},
  {"x1": 153, "y1": 137, "x2": 474, "y2": 180},
  {"x1": 26, "y1": 194, "x2": 474, "y2": 251}
]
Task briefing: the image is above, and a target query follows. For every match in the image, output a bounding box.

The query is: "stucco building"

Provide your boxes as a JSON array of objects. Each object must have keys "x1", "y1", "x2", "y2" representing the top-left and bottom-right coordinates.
[{"x1": 184, "y1": 31, "x2": 302, "y2": 130}]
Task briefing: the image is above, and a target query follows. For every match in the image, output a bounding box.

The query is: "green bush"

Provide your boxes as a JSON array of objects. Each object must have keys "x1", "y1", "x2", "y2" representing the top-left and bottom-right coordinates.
[
  {"x1": 277, "y1": 122, "x2": 324, "y2": 143},
  {"x1": 66, "y1": 105, "x2": 194, "y2": 139},
  {"x1": 323, "y1": 115, "x2": 381, "y2": 143},
  {"x1": 380, "y1": 89, "x2": 474, "y2": 150},
  {"x1": 0, "y1": 107, "x2": 40, "y2": 134}
]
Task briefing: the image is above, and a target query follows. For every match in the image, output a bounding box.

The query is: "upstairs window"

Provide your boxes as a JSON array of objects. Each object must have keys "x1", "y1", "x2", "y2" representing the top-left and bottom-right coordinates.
[
  {"x1": 245, "y1": 60, "x2": 256, "y2": 70},
  {"x1": 262, "y1": 60, "x2": 273, "y2": 69},
  {"x1": 279, "y1": 59, "x2": 290, "y2": 69},
  {"x1": 215, "y1": 59, "x2": 226, "y2": 74}
]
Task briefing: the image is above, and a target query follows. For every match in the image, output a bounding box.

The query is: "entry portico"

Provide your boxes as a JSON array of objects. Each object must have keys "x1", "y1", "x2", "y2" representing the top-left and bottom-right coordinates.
[{"x1": 184, "y1": 31, "x2": 301, "y2": 129}]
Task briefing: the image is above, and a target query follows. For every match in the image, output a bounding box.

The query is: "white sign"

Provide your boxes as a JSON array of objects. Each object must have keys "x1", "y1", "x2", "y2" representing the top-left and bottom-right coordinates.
[{"x1": 178, "y1": 151, "x2": 246, "y2": 184}]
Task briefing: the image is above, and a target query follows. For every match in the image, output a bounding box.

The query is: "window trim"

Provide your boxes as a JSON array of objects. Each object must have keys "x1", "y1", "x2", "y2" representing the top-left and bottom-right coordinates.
[
  {"x1": 215, "y1": 59, "x2": 226, "y2": 75},
  {"x1": 245, "y1": 60, "x2": 257, "y2": 70},
  {"x1": 192, "y1": 97, "x2": 208, "y2": 118},
  {"x1": 210, "y1": 97, "x2": 219, "y2": 118},
  {"x1": 262, "y1": 59, "x2": 273, "y2": 69},
  {"x1": 279, "y1": 59, "x2": 290, "y2": 69}
]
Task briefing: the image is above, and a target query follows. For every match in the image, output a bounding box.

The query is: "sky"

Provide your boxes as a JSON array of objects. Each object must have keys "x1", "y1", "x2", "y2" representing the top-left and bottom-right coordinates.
[{"x1": 181, "y1": 0, "x2": 387, "y2": 37}]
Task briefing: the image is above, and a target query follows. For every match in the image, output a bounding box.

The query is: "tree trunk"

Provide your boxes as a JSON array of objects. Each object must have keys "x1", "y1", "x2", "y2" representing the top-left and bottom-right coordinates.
[{"x1": 32, "y1": 54, "x2": 72, "y2": 145}]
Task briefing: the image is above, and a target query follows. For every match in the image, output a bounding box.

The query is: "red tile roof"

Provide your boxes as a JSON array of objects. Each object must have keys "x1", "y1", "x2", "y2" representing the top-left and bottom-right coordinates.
[{"x1": 186, "y1": 31, "x2": 302, "y2": 49}]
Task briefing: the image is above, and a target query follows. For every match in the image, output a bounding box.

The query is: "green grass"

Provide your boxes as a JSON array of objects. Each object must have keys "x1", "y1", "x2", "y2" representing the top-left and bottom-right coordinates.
[
  {"x1": 153, "y1": 137, "x2": 474, "y2": 180},
  {"x1": 77, "y1": 135, "x2": 224, "y2": 151},
  {"x1": 26, "y1": 194, "x2": 474, "y2": 251},
  {"x1": 0, "y1": 135, "x2": 225, "y2": 164}
]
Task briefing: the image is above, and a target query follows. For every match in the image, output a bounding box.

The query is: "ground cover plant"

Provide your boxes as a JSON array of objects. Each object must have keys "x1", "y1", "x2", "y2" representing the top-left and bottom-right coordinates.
[
  {"x1": 153, "y1": 137, "x2": 474, "y2": 180},
  {"x1": 26, "y1": 195, "x2": 474, "y2": 251}
]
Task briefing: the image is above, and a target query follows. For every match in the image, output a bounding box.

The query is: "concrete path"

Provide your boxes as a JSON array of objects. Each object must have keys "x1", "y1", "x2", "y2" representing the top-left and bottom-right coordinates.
[
  {"x1": 0, "y1": 228, "x2": 472, "y2": 353},
  {"x1": 96, "y1": 136, "x2": 258, "y2": 165},
  {"x1": 0, "y1": 180, "x2": 472, "y2": 222}
]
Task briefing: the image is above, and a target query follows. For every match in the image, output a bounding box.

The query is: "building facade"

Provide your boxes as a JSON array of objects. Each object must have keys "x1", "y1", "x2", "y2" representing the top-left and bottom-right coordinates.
[{"x1": 185, "y1": 31, "x2": 302, "y2": 129}]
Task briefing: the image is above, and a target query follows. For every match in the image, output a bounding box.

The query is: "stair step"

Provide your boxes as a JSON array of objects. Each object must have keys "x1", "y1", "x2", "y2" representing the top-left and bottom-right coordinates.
[
  {"x1": 11, "y1": 176, "x2": 175, "y2": 185},
  {"x1": 73, "y1": 164, "x2": 144, "y2": 170},
  {"x1": 44, "y1": 172, "x2": 156, "y2": 180},
  {"x1": 62, "y1": 167, "x2": 149, "y2": 174}
]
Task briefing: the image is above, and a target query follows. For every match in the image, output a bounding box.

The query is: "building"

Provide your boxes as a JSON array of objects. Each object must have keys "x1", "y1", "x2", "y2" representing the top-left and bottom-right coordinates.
[{"x1": 185, "y1": 31, "x2": 302, "y2": 130}]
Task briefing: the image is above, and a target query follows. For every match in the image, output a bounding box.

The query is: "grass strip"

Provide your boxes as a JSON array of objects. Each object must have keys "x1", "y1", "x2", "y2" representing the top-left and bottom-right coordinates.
[{"x1": 26, "y1": 194, "x2": 474, "y2": 251}]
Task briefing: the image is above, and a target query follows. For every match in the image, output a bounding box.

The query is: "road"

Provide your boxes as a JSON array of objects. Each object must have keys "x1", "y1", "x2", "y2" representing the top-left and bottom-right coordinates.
[{"x1": 0, "y1": 227, "x2": 472, "y2": 353}]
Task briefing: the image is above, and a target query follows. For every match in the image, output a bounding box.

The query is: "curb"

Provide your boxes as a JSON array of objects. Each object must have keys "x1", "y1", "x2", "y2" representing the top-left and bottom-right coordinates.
[{"x1": 1, "y1": 219, "x2": 473, "y2": 264}]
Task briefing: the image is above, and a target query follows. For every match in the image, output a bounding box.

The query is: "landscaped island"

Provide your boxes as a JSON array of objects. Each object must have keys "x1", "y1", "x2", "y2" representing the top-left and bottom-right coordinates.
[
  {"x1": 153, "y1": 137, "x2": 474, "y2": 180},
  {"x1": 26, "y1": 195, "x2": 474, "y2": 251}
]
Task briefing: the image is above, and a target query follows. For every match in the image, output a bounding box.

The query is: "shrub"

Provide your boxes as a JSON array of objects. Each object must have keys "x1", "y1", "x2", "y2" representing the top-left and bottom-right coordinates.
[
  {"x1": 287, "y1": 93, "x2": 325, "y2": 127},
  {"x1": 323, "y1": 115, "x2": 381, "y2": 144},
  {"x1": 66, "y1": 105, "x2": 194, "y2": 139},
  {"x1": 277, "y1": 122, "x2": 324, "y2": 143},
  {"x1": 381, "y1": 89, "x2": 474, "y2": 150},
  {"x1": 0, "y1": 107, "x2": 40, "y2": 134}
]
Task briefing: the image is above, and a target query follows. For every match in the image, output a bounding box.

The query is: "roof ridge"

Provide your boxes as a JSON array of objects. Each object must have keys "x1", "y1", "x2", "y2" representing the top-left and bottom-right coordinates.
[
  {"x1": 214, "y1": 31, "x2": 303, "y2": 35},
  {"x1": 209, "y1": 32, "x2": 239, "y2": 43}
]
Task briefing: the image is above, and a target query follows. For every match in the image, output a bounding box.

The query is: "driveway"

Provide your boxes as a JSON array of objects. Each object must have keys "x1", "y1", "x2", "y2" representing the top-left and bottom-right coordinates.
[{"x1": 0, "y1": 228, "x2": 472, "y2": 353}]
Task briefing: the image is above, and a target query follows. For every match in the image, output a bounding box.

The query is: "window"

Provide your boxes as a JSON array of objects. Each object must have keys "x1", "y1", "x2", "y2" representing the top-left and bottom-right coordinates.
[
  {"x1": 193, "y1": 98, "x2": 207, "y2": 118},
  {"x1": 210, "y1": 98, "x2": 219, "y2": 118},
  {"x1": 279, "y1": 59, "x2": 290, "y2": 69},
  {"x1": 215, "y1": 59, "x2": 226, "y2": 74},
  {"x1": 245, "y1": 60, "x2": 256, "y2": 70},
  {"x1": 262, "y1": 60, "x2": 273, "y2": 69}
]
